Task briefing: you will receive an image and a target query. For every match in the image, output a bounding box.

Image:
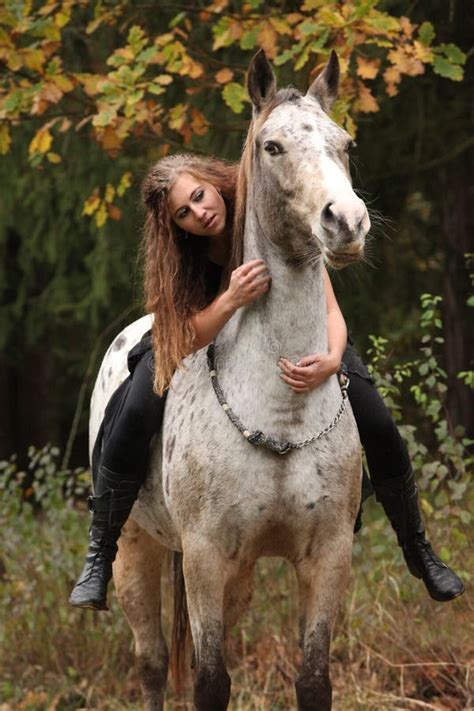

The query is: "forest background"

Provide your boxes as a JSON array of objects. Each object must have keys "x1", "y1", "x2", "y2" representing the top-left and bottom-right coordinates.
[{"x1": 0, "y1": 0, "x2": 472, "y2": 709}]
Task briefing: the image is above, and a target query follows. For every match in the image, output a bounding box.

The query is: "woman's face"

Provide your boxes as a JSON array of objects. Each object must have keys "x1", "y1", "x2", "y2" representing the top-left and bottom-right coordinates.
[{"x1": 168, "y1": 172, "x2": 227, "y2": 238}]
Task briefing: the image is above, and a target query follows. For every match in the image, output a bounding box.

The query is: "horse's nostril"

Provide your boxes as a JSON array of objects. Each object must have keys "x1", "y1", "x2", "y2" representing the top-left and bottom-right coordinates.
[{"x1": 322, "y1": 202, "x2": 334, "y2": 222}]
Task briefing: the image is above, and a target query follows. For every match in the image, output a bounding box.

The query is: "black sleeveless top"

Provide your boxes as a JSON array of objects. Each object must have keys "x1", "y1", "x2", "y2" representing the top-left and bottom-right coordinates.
[{"x1": 127, "y1": 260, "x2": 224, "y2": 375}]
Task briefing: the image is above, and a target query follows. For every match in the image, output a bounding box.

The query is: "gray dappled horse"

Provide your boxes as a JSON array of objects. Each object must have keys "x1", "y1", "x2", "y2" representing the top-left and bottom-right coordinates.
[{"x1": 90, "y1": 50, "x2": 370, "y2": 710}]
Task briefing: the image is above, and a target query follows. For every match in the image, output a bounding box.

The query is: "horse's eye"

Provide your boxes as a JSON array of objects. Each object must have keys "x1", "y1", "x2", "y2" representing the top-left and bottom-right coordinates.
[
  {"x1": 264, "y1": 141, "x2": 283, "y2": 156},
  {"x1": 345, "y1": 140, "x2": 357, "y2": 153}
]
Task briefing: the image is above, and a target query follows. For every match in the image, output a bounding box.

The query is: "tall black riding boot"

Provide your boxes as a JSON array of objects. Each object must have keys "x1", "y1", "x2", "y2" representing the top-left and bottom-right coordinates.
[
  {"x1": 69, "y1": 465, "x2": 141, "y2": 611},
  {"x1": 373, "y1": 469, "x2": 464, "y2": 603}
]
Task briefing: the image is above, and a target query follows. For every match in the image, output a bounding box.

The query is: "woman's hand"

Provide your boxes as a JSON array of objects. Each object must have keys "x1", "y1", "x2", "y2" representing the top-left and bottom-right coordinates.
[
  {"x1": 225, "y1": 259, "x2": 271, "y2": 310},
  {"x1": 278, "y1": 352, "x2": 340, "y2": 393}
]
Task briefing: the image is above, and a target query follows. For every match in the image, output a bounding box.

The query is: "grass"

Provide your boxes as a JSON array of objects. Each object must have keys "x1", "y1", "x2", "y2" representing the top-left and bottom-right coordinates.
[{"x1": 0, "y1": 448, "x2": 472, "y2": 710}]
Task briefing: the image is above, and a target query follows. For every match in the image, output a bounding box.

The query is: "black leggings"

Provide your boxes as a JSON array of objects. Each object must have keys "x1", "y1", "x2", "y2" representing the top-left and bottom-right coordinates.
[
  {"x1": 99, "y1": 350, "x2": 167, "y2": 483},
  {"x1": 98, "y1": 345, "x2": 411, "y2": 487}
]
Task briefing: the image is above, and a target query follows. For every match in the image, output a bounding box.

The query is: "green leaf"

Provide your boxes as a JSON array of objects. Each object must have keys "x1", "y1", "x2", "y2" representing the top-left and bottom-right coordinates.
[
  {"x1": 240, "y1": 30, "x2": 258, "y2": 50},
  {"x1": 310, "y1": 28, "x2": 330, "y2": 51},
  {"x1": 169, "y1": 12, "x2": 186, "y2": 29},
  {"x1": 436, "y1": 43, "x2": 466, "y2": 65},
  {"x1": 147, "y1": 84, "x2": 166, "y2": 96},
  {"x1": 432, "y1": 56, "x2": 463, "y2": 81},
  {"x1": 298, "y1": 21, "x2": 319, "y2": 36},
  {"x1": 418, "y1": 21, "x2": 435, "y2": 46},
  {"x1": 222, "y1": 82, "x2": 248, "y2": 114}
]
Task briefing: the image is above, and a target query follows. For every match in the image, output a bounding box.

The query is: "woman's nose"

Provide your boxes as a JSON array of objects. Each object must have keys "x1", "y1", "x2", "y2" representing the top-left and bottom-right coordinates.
[{"x1": 192, "y1": 205, "x2": 207, "y2": 222}]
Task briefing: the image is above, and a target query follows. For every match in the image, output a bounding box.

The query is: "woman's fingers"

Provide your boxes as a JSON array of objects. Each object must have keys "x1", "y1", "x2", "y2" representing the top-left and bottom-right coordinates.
[
  {"x1": 238, "y1": 259, "x2": 266, "y2": 276},
  {"x1": 280, "y1": 373, "x2": 308, "y2": 389},
  {"x1": 278, "y1": 358, "x2": 313, "y2": 381}
]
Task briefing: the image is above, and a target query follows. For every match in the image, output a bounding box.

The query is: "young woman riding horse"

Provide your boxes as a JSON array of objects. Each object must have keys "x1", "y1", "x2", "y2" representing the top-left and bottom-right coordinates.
[{"x1": 69, "y1": 152, "x2": 464, "y2": 610}]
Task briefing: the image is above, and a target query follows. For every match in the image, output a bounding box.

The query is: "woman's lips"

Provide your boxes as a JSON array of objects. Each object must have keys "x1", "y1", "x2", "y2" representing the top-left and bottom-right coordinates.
[{"x1": 205, "y1": 214, "x2": 216, "y2": 228}]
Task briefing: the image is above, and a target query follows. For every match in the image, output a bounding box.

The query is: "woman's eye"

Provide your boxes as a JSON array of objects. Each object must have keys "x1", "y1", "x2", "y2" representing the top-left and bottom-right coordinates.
[
  {"x1": 178, "y1": 207, "x2": 188, "y2": 219},
  {"x1": 194, "y1": 190, "x2": 204, "y2": 201},
  {"x1": 264, "y1": 141, "x2": 283, "y2": 156}
]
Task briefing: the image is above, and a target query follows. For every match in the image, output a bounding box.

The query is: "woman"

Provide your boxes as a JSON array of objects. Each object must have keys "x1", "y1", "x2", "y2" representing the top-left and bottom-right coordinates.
[{"x1": 69, "y1": 153, "x2": 464, "y2": 611}]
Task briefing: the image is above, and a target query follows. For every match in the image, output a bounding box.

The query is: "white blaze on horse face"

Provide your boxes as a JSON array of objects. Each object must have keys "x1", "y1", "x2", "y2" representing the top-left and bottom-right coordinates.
[{"x1": 258, "y1": 97, "x2": 370, "y2": 267}]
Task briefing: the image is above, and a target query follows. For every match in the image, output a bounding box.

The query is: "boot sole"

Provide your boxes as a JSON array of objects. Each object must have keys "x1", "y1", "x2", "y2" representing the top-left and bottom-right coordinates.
[{"x1": 69, "y1": 598, "x2": 109, "y2": 611}]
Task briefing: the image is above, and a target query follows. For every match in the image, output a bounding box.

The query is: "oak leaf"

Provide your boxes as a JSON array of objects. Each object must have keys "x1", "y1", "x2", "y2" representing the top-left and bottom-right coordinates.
[
  {"x1": 355, "y1": 82, "x2": 379, "y2": 113},
  {"x1": 356, "y1": 56, "x2": 380, "y2": 80},
  {"x1": 257, "y1": 22, "x2": 278, "y2": 58},
  {"x1": 0, "y1": 124, "x2": 11, "y2": 155},
  {"x1": 215, "y1": 68, "x2": 234, "y2": 84},
  {"x1": 29, "y1": 127, "x2": 53, "y2": 155}
]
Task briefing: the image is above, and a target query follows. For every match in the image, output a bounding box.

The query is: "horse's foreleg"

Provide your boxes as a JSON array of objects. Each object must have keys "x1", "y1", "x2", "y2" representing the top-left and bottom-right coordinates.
[
  {"x1": 294, "y1": 532, "x2": 354, "y2": 711},
  {"x1": 114, "y1": 520, "x2": 169, "y2": 711},
  {"x1": 183, "y1": 537, "x2": 236, "y2": 711}
]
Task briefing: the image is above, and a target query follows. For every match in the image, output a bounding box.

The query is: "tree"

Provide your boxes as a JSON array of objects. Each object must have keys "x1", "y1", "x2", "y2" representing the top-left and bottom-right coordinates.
[{"x1": 0, "y1": 0, "x2": 470, "y2": 460}]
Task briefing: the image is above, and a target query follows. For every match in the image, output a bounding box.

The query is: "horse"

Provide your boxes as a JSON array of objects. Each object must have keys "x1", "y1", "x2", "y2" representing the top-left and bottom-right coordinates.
[{"x1": 89, "y1": 50, "x2": 371, "y2": 710}]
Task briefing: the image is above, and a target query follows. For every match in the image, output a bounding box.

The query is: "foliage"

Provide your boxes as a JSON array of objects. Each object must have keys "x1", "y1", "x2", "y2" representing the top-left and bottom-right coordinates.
[
  {"x1": 366, "y1": 291, "x2": 472, "y2": 570},
  {"x1": 0, "y1": 1, "x2": 466, "y2": 224}
]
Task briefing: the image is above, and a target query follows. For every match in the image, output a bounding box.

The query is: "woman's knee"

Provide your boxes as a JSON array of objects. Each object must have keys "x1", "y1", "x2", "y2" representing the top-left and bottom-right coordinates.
[{"x1": 348, "y1": 376, "x2": 398, "y2": 443}]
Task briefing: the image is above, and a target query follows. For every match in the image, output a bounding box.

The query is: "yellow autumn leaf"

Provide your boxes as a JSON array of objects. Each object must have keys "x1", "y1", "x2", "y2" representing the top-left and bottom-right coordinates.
[
  {"x1": 23, "y1": 49, "x2": 46, "y2": 73},
  {"x1": 355, "y1": 82, "x2": 379, "y2": 113},
  {"x1": 387, "y1": 47, "x2": 424, "y2": 77},
  {"x1": 46, "y1": 152, "x2": 62, "y2": 163},
  {"x1": 400, "y1": 16, "x2": 414, "y2": 38},
  {"x1": 356, "y1": 56, "x2": 380, "y2": 80},
  {"x1": 191, "y1": 108, "x2": 209, "y2": 136},
  {"x1": 29, "y1": 128, "x2": 53, "y2": 155},
  {"x1": 383, "y1": 65, "x2": 401, "y2": 96},
  {"x1": 269, "y1": 17, "x2": 292, "y2": 35},
  {"x1": 215, "y1": 68, "x2": 234, "y2": 84},
  {"x1": 413, "y1": 40, "x2": 434, "y2": 63},
  {"x1": 105, "y1": 184, "x2": 115, "y2": 203},
  {"x1": 82, "y1": 192, "x2": 100, "y2": 216},
  {"x1": 95, "y1": 201, "x2": 108, "y2": 227},
  {"x1": 257, "y1": 22, "x2": 278, "y2": 58},
  {"x1": 0, "y1": 124, "x2": 11, "y2": 155},
  {"x1": 117, "y1": 171, "x2": 132, "y2": 197}
]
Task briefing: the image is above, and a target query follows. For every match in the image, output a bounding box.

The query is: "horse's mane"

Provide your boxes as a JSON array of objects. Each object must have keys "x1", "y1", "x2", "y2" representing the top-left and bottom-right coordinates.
[{"x1": 225, "y1": 87, "x2": 302, "y2": 281}]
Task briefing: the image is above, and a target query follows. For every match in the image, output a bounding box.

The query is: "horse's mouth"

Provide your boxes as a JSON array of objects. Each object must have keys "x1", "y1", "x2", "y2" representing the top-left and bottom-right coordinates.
[{"x1": 324, "y1": 247, "x2": 363, "y2": 270}]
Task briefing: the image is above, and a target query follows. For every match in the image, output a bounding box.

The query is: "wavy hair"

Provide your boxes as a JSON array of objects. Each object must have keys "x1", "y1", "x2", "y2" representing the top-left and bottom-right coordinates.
[{"x1": 141, "y1": 153, "x2": 238, "y2": 395}]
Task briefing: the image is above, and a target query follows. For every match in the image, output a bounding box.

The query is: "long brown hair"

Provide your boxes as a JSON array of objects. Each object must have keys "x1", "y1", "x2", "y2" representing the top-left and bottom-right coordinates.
[{"x1": 141, "y1": 153, "x2": 238, "y2": 395}]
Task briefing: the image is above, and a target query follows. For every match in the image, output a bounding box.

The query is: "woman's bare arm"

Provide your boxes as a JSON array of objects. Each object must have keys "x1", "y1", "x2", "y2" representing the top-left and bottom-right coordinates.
[
  {"x1": 323, "y1": 266, "x2": 347, "y2": 370},
  {"x1": 187, "y1": 258, "x2": 271, "y2": 354}
]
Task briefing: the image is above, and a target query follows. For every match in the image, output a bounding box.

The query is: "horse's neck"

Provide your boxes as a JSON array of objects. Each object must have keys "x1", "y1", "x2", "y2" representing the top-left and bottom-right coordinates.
[{"x1": 237, "y1": 210, "x2": 328, "y2": 361}]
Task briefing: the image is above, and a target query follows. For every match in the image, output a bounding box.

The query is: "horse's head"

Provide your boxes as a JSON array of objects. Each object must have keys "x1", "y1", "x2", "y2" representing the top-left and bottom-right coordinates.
[{"x1": 242, "y1": 50, "x2": 370, "y2": 269}]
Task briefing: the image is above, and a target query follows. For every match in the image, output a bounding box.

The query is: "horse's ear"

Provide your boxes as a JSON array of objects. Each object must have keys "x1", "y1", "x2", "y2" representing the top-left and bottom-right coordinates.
[
  {"x1": 306, "y1": 50, "x2": 340, "y2": 112},
  {"x1": 247, "y1": 49, "x2": 277, "y2": 115}
]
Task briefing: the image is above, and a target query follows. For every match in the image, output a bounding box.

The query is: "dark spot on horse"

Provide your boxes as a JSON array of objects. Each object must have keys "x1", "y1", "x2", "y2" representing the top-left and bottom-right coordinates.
[
  {"x1": 190, "y1": 411, "x2": 194, "y2": 421},
  {"x1": 302, "y1": 123, "x2": 313, "y2": 131},
  {"x1": 258, "y1": 505, "x2": 266, "y2": 512},
  {"x1": 108, "y1": 367, "x2": 113, "y2": 378},
  {"x1": 156, "y1": 528, "x2": 162, "y2": 535},
  {"x1": 112, "y1": 335, "x2": 126, "y2": 351},
  {"x1": 306, "y1": 502, "x2": 316, "y2": 510},
  {"x1": 165, "y1": 473, "x2": 170, "y2": 497},
  {"x1": 165, "y1": 434, "x2": 176, "y2": 463},
  {"x1": 190, "y1": 393, "x2": 196, "y2": 404},
  {"x1": 199, "y1": 408, "x2": 205, "y2": 418}
]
